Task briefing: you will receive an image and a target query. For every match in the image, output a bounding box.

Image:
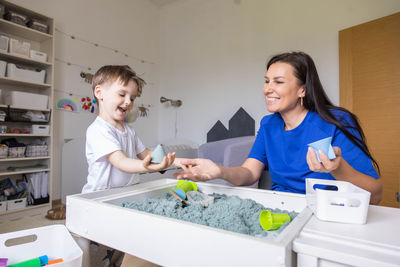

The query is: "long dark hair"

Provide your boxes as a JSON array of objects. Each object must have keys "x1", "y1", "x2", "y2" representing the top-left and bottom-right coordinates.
[{"x1": 267, "y1": 51, "x2": 380, "y2": 174}]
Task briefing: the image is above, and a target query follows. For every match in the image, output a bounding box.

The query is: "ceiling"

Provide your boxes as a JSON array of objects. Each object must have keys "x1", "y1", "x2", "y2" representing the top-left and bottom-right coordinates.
[{"x1": 148, "y1": 0, "x2": 181, "y2": 7}]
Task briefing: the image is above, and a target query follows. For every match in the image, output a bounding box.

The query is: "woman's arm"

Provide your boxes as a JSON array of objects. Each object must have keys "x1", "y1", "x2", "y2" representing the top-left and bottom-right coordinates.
[
  {"x1": 307, "y1": 147, "x2": 382, "y2": 204},
  {"x1": 173, "y1": 158, "x2": 265, "y2": 186}
]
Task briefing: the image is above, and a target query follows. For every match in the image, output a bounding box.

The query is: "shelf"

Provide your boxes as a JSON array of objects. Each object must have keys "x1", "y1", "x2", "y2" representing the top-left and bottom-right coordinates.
[
  {"x1": 0, "y1": 168, "x2": 50, "y2": 176},
  {"x1": 0, "y1": 156, "x2": 50, "y2": 162},
  {"x1": 0, "y1": 50, "x2": 52, "y2": 68},
  {"x1": 0, "y1": 76, "x2": 51, "y2": 88},
  {"x1": 0, "y1": 202, "x2": 50, "y2": 216},
  {"x1": 0, "y1": 104, "x2": 50, "y2": 112},
  {"x1": 0, "y1": 134, "x2": 50, "y2": 137},
  {"x1": 0, "y1": 18, "x2": 52, "y2": 42}
]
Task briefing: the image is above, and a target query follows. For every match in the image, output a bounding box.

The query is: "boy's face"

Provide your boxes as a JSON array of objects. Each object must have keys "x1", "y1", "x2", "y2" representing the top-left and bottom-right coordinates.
[{"x1": 95, "y1": 78, "x2": 138, "y2": 127}]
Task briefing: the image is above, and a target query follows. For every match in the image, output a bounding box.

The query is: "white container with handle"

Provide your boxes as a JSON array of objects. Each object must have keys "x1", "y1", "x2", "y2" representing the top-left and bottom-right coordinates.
[{"x1": 306, "y1": 178, "x2": 370, "y2": 224}]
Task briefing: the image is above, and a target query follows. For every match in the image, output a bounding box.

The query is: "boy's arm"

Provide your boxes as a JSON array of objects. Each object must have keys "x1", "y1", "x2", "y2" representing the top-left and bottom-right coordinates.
[
  {"x1": 107, "y1": 150, "x2": 175, "y2": 173},
  {"x1": 136, "y1": 149, "x2": 188, "y2": 170}
]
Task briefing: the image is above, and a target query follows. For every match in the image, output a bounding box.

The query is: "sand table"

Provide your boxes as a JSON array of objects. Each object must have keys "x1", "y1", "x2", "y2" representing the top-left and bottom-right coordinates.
[{"x1": 122, "y1": 192, "x2": 298, "y2": 239}]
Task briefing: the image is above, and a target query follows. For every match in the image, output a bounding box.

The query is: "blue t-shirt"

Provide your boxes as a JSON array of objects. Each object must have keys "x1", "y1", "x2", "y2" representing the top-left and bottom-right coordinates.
[{"x1": 248, "y1": 110, "x2": 379, "y2": 194}]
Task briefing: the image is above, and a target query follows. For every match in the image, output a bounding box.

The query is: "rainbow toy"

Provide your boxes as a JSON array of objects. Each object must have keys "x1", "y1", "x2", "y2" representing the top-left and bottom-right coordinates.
[{"x1": 57, "y1": 98, "x2": 78, "y2": 112}]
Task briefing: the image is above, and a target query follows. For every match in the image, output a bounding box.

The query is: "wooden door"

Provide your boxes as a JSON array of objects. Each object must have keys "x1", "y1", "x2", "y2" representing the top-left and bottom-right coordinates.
[{"x1": 339, "y1": 12, "x2": 400, "y2": 208}]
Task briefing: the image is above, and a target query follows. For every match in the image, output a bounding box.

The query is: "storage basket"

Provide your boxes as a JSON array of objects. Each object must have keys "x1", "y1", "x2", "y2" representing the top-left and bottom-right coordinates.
[
  {"x1": 26, "y1": 145, "x2": 48, "y2": 157},
  {"x1": 8, "y1": 146, "x2": 26, "y2": 158},
  {"x1": 3, "y1": 91, "x2": 49, "y2": 110},
  {"x1": 27, "y1": 19, "x2": 48, "y2": 33},
  {"x1": 306, "y1": 178, "x2": 371, "y2": 224},
  {"x1": 0, "y1": 224, "x2": 83, "y2": 267},
  {"x1": 4, "y1": 10, "x2": 29, "y2": 26},
  {"x1": 0, "y1": 60, "x2": 6, "y2": 77},
  {"x1": 0, "y1": 144, "x2": 8, "y2": 158},
  {"x1": 6, "y1": 63, "x2": 45, "y2": 84},
  {"x1": 0, "y1": 34, "x2": 9, "y2": 52},
  {"x1": 9, "y1": 39, "x2": 30, "y2": 57}
]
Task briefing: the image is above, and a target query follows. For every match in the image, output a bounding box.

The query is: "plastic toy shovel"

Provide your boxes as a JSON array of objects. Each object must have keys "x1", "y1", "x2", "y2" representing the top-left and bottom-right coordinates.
[
  {"x1": 259, "y1": 210, "x2": 291, "y2": 231},
  {"x1": 307, "y1": 137, "x2": 336, "y2": 162}
]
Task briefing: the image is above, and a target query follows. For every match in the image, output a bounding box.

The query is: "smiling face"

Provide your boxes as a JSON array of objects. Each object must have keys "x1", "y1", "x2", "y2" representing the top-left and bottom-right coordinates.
[
  {"x1": 263, "y1": 62, "x2": 306, "y2": 116},
  {"x1": 95, "y1": 78, "x2": 138, "y2": 129}
]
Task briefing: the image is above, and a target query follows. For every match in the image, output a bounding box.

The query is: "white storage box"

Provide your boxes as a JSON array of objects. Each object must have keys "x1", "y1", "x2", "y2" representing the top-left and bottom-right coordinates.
[
  {"x1": 0, "y1": 34, "x2": 8, "y2": 52},
  {"x1": 9, "y1": 38, "x2": 30, "y2": 57},
  {"x1": 6, "y1": 197, "x2": 27, "y2": 210},
  {"x1": 30, "y1": 49, "x2": 47, "y2": 62},
  {"x1": 306, "y1": 178, "x2": 370, "y2": 224},
  {"x1": 3, "y1": 91, "x2": 48, "y2": 109},
  {"x1": 6, "y1": 63, "x2": 46, "y2": 84},
  {"x1": 0, "y1": 60, "x2": 6, "y2": 77},
  {"x1": 67, "y1": 179, "x2": 312, "y2": 267},
  {"x1": 0, "y1": 224, "x2": 83, "y2": 267},
  {"x1": 32, "y1": 125, "x2": 50, "y2": 135},
  {"x1": 0, "y1": 200, "x2": 6, "y2": 212}
]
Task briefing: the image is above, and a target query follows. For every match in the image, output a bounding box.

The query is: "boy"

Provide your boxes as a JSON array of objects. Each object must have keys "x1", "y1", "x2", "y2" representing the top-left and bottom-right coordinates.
[
  {"x1": 81, "y1": 65, "x2": 177, "y2": 266},
  {"x1": 83, "y1": 65, "x2": 176, "y2": 193}
]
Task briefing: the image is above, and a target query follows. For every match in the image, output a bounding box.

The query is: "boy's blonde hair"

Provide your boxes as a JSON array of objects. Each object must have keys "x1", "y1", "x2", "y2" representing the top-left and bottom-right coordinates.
[{"x1": 92, "y1": 65, "x2": 146, "y2": 101}]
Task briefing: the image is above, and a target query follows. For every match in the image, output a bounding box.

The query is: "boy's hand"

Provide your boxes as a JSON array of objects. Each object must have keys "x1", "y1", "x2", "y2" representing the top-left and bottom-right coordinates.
[{"x1": 142, "y1": 152, "x2": 176, "y2": 171}]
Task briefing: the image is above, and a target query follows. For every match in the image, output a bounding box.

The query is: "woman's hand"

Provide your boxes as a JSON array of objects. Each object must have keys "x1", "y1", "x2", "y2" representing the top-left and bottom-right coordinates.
[
  {"x1": 307, "y1": 146, "x2": 342, "y2": 173},
  {"x1": 142, "y1": 152, "x2": 176, "y2": 172},
  {"x1": 173, "y1": 158, "x2": 221, "y2": 181}
]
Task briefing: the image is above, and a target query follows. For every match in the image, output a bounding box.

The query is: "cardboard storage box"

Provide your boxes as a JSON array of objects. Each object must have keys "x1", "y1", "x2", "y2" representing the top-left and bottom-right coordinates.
[
  {"x1": 0, "y1": 224, "x2": 83, "y2": 267},
  {"x1": 3, "y1": 91, "x2": 48, "y2": 109},
  {"x1": 67, "y1": 179, "x2": 312, "y2": 267},
  {"x1": 6, "y1": 63, "x2": 46, "y2": 84}
]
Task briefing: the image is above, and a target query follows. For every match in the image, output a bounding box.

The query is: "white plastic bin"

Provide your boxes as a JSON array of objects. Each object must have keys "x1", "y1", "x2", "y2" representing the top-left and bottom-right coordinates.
[
  {"x1": 30, "y1": 50, "x2": 47, "y2": 62},
  {"x1": 0, "y1": 60, "x2": 6, "y2": 77},
  {"x1": 32, "y1": 125, "x2": 50, "y2": 135},
  {"x1": 306, "y1": 178, "x2": 370, "y2": 224},
  {"x1": 9, "y1": 38, "x2": 30, "y2": 57},
  {"x1": 6, "y1": 197, "x2": 27, "y2": 210},
  {"x1": 0, "y1": 34, "x2": 9, "y2": 52},
  {"x1": 6, "y1": 63, "x2": 46, "y2": 84},
  {"x1": 0, "y1": 224, "x2": 82, "y2": 266},
  {"x1": 3, "y1": 91, "x2": 48, "y2": 109}
]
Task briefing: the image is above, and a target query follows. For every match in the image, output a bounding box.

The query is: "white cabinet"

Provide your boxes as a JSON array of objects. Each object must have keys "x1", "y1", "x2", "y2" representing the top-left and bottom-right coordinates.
[{"x1": 0, "y1": 0, "x2": 54, "y2": 221}]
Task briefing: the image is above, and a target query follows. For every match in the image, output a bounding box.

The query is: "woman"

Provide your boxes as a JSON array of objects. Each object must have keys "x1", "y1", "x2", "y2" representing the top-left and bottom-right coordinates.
[{"x1": 175, "y1": 51, "x2": 382, "y2": 204}]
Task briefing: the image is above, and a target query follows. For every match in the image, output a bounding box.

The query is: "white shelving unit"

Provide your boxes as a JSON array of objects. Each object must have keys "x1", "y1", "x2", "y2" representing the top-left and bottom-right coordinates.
[{"x1": 0, "y1": 0, "x2": 54, "y2": 221}]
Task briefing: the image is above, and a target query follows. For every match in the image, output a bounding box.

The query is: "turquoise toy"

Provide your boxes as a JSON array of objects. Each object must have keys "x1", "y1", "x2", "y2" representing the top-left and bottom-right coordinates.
[
  {"x1": 150, "y1": 144, "x2": 166, "y2": 164},
  {"x1": 307, "y1": 137, "x2": 336, "y2": 162}
]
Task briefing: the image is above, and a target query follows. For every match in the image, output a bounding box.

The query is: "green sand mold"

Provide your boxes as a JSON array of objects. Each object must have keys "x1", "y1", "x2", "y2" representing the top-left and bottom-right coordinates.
[{"x1": 122, "y1": 192, "x2": 298, "y2": 239}]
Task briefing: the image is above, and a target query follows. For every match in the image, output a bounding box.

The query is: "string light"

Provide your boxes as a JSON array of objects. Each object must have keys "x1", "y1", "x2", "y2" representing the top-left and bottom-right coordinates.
[{"x1": 55, "y1": 28, "x2": 155, "y2": 65}]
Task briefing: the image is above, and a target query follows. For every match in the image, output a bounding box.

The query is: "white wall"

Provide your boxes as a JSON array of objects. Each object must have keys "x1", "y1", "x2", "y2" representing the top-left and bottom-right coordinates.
[
  {"x1": 158, "y1": 0, "x2": 400, "y2": 145},
  {"x1": 6, "y1": 0, "x2": 400, "y2": 200},
  {"x1": 9, "y1": 0, "x2": 161, "y2": 200}
]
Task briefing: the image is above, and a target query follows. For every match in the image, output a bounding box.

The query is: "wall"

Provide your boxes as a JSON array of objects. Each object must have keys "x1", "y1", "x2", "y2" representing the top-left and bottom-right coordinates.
[
  {"x1": 8, "y1": 0, "x2": 161, "y2": 200},
  {"x1": 158, "y1": 0, "x2": 400, "y2": 145}
]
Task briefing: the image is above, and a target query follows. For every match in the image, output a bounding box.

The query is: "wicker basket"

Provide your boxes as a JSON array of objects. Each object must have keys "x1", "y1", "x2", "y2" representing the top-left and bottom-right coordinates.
[
  {"x1": 0, "y1": 144, "x2": 8, "y2": 159},
  {"x1": 8, "y1": 146, "x2": 26, "y2": 158},
  {"x1": 25, "y1": 145, "x2": 48, "y2": 157}
]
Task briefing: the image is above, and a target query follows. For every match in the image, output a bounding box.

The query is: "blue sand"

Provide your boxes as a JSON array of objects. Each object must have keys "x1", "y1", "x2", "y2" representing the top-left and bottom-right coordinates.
[{"x1": 122, "y1": 192, "x2": 298, "y2": 238}]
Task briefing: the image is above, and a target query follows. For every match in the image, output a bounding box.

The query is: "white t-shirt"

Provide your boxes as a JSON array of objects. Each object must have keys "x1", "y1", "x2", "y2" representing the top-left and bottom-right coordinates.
[{"x1": 82, "y1": 116, "x2": 146, "y2": 193}]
